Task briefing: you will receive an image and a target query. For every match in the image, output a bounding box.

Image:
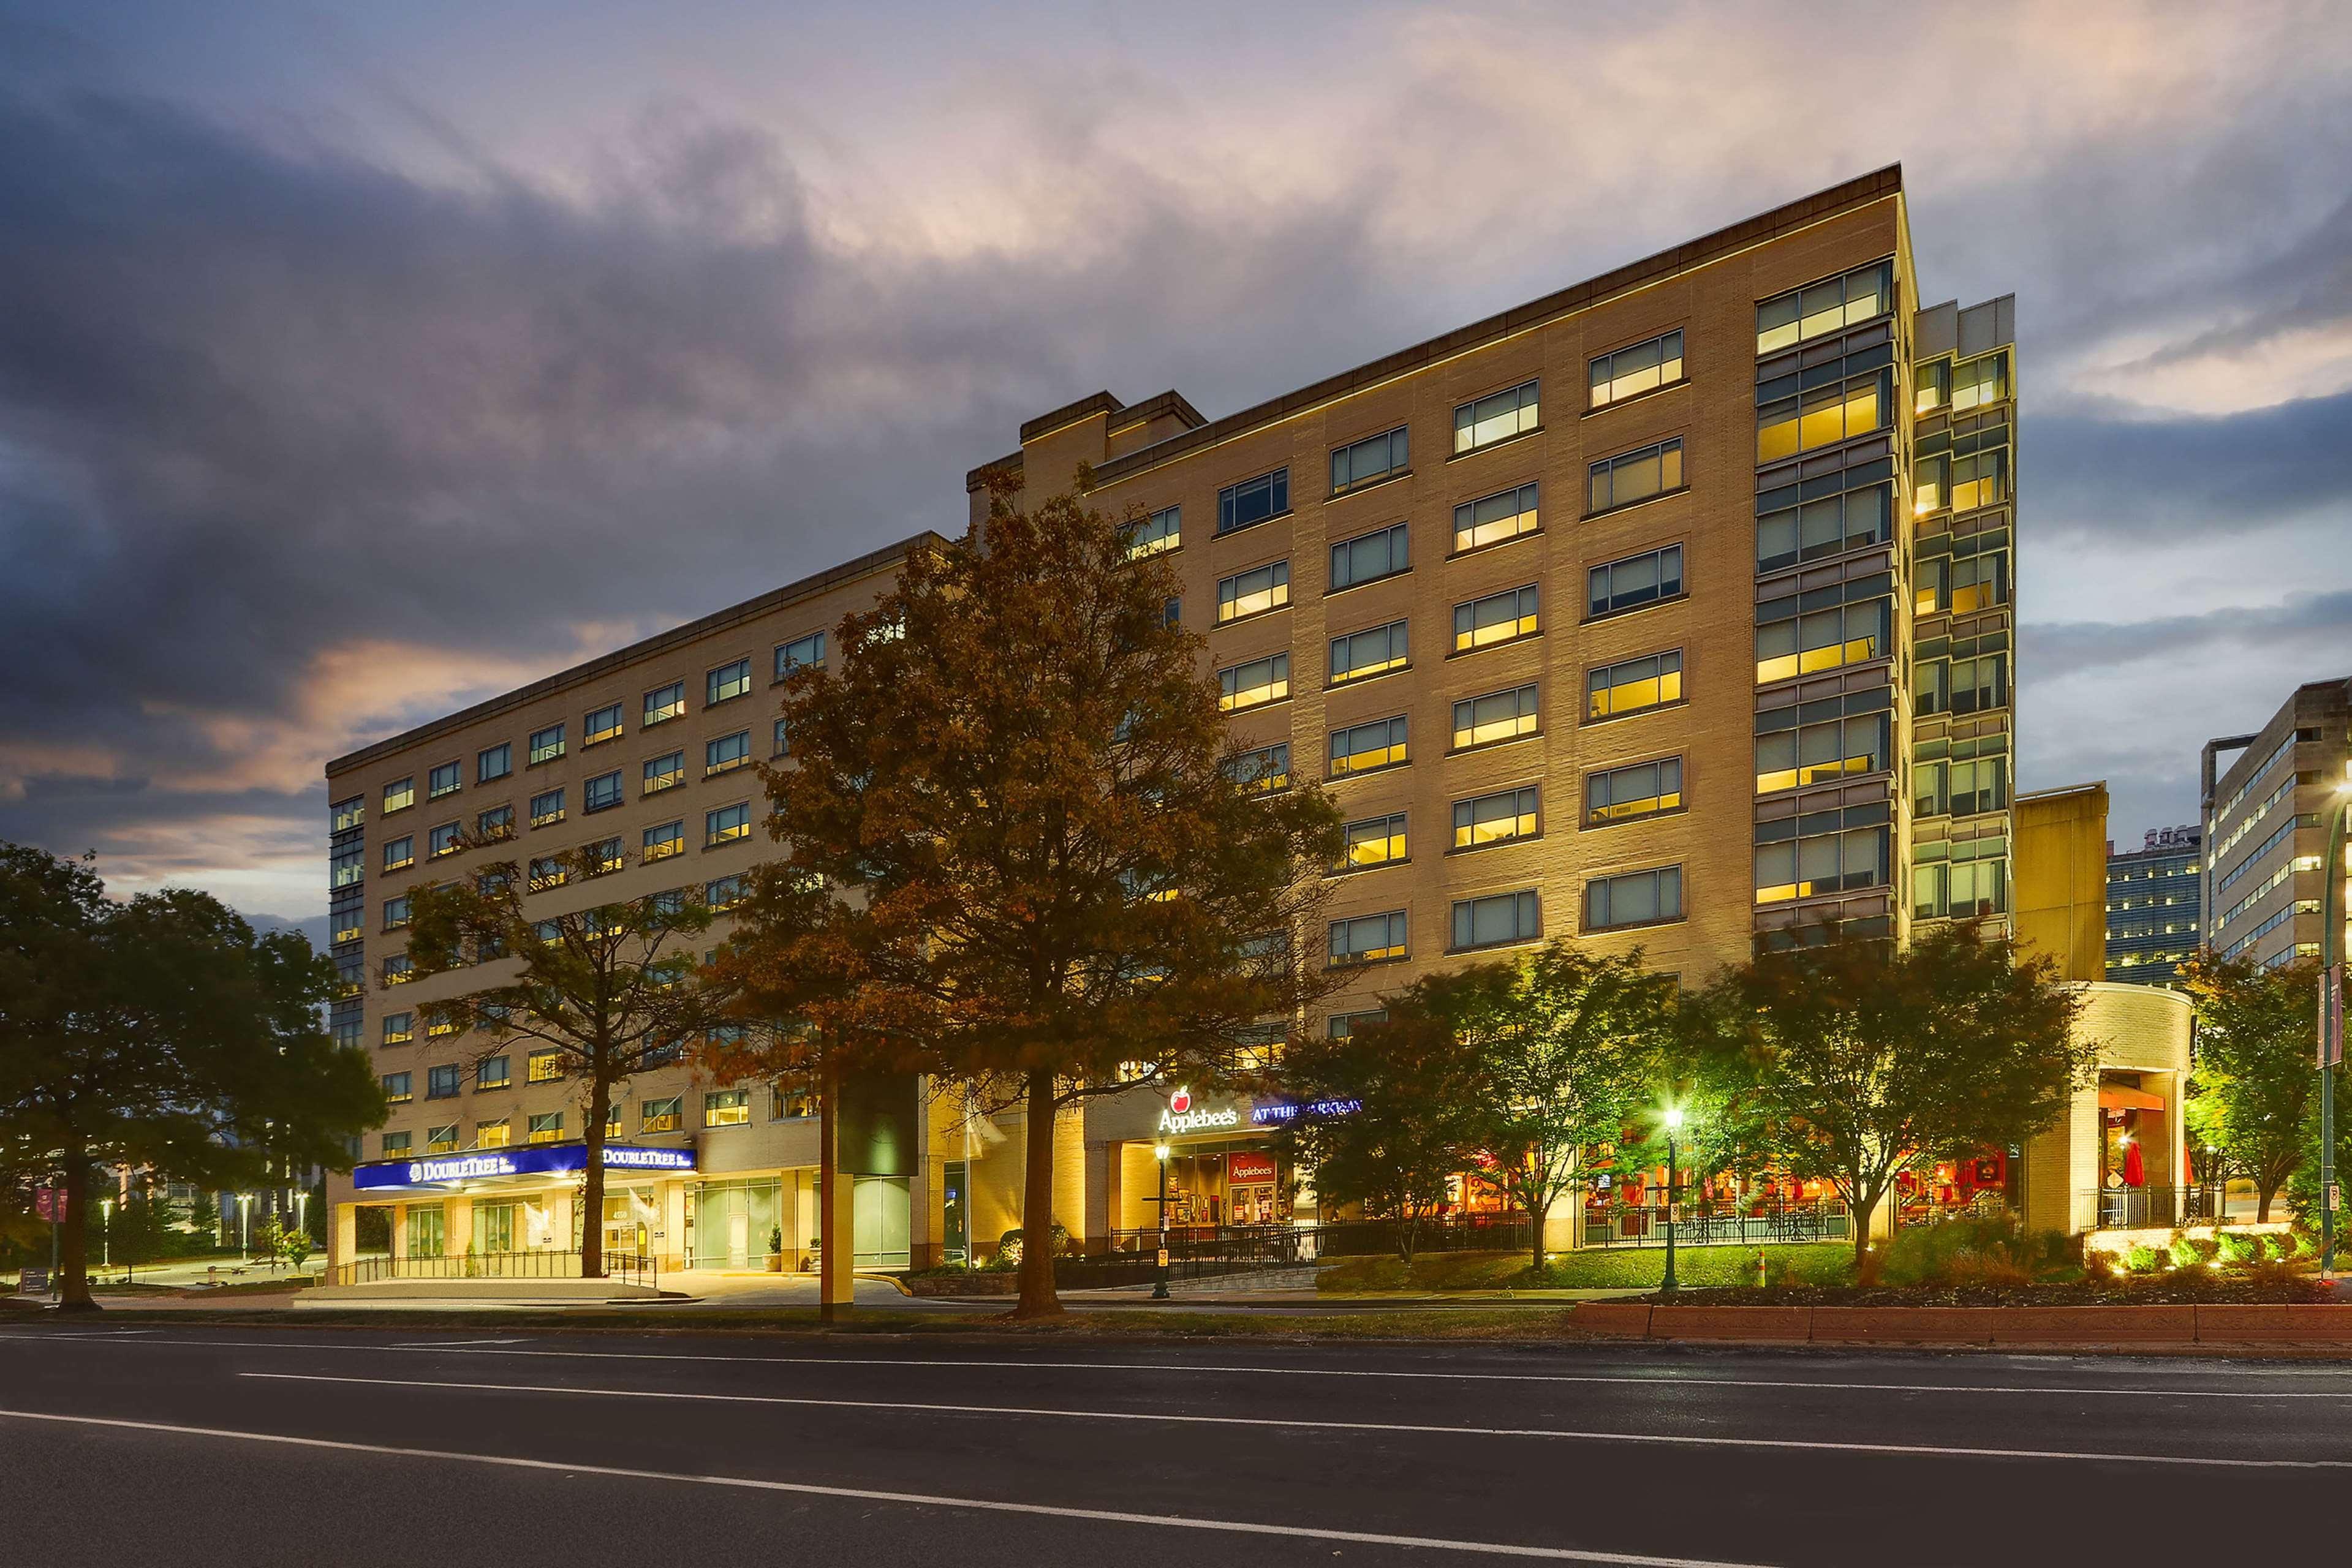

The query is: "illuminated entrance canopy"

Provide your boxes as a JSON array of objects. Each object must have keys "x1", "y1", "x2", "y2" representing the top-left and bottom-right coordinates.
[{"x1": 351, "y1": 1142, "x2": 697, "y2": 1192}]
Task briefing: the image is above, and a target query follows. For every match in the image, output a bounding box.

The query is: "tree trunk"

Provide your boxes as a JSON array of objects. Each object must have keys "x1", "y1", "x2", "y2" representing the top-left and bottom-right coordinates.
[
  {"x1": 1012, "y1": 1069, "x2": 1062, "y2": 1319},
  {"x1": 58, "y1": 1156, "x2": 97, "y2": 1313},
  {"x1": 1529, "y1": 1190, "x2": 1550, "y2": 1276},
  {"x1": 1850, "y1": 1193, "x2": 1877, "y2": 1283},
  {"x1": 582, "y1": 1076, "x2": 610, "y2": 1278},
  {"x1": 2256, "y1": 1184, "x2": 2276, "y2": 1224}
]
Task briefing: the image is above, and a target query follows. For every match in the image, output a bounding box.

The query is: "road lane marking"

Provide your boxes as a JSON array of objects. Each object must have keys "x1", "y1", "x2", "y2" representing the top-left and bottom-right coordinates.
[
  {"x1": 238, "y1": 1371, "x2": 2352, "y2": 1469},
  {"x1": 0, "y1": 1406, "x2": 1764, "y2": 1566},
  {"x1": 390, "y1": 1338, "x2": 530, "y2": 1348},
  {"x1": 7, "y1": 1332, "x2": 2351, "y2": 1400}
]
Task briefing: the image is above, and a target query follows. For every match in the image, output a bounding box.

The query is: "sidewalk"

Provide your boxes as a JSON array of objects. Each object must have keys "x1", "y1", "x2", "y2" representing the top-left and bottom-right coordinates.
[{"x1": 1568, "y1": 1300, "x2": 2352, "y2": 1348}]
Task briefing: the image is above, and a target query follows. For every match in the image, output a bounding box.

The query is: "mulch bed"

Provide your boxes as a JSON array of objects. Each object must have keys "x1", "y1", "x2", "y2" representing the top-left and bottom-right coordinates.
[{"x1": 1645, "y1": 1276, "x2": 2334, "y2": 1307}]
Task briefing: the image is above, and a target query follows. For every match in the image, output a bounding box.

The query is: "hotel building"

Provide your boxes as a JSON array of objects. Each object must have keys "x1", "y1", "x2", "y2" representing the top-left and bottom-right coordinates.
[
  {"x1": 2200, "y1": 679, "x2": 2352, "y2": 972},
  {"x1": 322, "y1": 165, "x2": 2027, "y2": 1273},
  {"x1": 2104, "y1": 826, "x2": 2203, "y2": 986}
]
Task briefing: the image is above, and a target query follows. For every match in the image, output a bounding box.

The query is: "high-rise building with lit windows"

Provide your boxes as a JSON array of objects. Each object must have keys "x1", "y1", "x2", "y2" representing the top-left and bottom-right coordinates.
[
  {"x1": 322, "y1": 165, "x2": 2034, "y2": 1277},
  {"x1": 2200, "y1": 679, "x2": 2352, "y2": 971},
  {"x1": 2104, "y1": 826, "x2": 2203, "y2": 985}
]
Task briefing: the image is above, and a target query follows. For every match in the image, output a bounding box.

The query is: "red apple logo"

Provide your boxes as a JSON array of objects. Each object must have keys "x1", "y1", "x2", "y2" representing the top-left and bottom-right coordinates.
[{"x1": 1170, "y1": 1088, "x2": 1192, "y2": 1114}]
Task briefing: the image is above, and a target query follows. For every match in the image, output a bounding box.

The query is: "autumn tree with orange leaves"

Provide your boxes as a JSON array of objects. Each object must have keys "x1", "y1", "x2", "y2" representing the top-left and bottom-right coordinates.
[{"x1": 714, "y1": 478, "x2": 1345, "y2": 1317}]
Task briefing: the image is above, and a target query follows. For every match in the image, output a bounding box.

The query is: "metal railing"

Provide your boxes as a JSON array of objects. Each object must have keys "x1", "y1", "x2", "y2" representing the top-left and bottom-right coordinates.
[
  {"x1": 325, "y1": 1249, "x2": 655, "y2": 1289},
  {"x1": 2086, "y1": 1186, "x2": 2187, "y2": 1231},
  {"x1": 1581, "y1": 1199, "x2": 1850, "y2": 1249}
]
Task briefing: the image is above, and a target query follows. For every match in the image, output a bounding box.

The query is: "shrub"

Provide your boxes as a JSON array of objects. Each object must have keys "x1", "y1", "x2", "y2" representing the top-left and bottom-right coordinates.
[
  {"x1": 995, "y1": 1222, "x2": 1072, "y2": 1267},
  {"x1": 2081, "y1": 1246, "x2": 2118, "y2": 1283},
  {"x1": 2291, "y1": 1229, "x2": 2321, "y2": 1259},
  {"x1": 2170, "y1": 1234, "x2": 2217, "y2": 1270},
  {"x1": 2214, "y1": 1231, "x2": 2258, "y2": 1267},
  {"x1": 1878, "y1": 1212, "x2": 2074, "y2": 1287},
  {"x1": 2123, "y1": 1242, "x2": 2164, "y2": 1274}
]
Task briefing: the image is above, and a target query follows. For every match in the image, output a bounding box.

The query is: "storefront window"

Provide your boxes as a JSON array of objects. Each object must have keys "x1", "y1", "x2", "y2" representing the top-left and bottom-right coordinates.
[
  {"x1": 690, "y1": 1178, "x2": 784, "y2": 1268},
  {"x1": 403, "y1": 1204, "x2": 445, "y2": 1259}
]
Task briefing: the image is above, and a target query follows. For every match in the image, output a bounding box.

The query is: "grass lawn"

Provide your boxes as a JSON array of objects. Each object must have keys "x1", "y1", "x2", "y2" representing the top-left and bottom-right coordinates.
[{"x1": 1317, "y1": 1245, "x2": 1855, "y2": 1294}]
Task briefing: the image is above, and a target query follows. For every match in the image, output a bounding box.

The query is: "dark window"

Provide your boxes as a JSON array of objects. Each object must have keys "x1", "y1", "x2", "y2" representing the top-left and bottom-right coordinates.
[
  {"x1": 1217, "y1": 470, "x2": 1289, "y2": 535},
  {"x1": 1330, "y1": 426, "x2": 1409, "y2": 494},
  {"x1": 1329, "y1": 522, "x2": 1409, "y2": 590},
  {"x1": 1587, "y1": 545, "x2": 1684, "y2": 617}
]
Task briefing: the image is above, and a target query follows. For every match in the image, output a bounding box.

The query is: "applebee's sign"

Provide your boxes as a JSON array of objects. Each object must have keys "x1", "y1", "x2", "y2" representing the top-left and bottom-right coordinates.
[{"x1": 1156, "y1": 1087, "x2": 1240, "y2": 1136}]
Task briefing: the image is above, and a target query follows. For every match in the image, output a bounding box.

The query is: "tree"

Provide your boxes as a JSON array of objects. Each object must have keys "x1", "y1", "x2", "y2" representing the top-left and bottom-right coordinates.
[
  {"x1": 187, "y1": 1189, "x2": 222, "y2": 1249},
  {"x1": 406, "y1": 839, "x2": 738, "y2": 1277},
  {"x1": 718, "y1": 481, "x2": 1345, "y2": 1316},
  {"x1": 2182, "y1": 952, "x2": 2319, "y2": 1221},
  {"x1": 1690, "y1": 922, "x2": 2090, "y2": 1272},
  {"x1": 1272, "y1": 1009, "x2": 1481, "y2": 1261},
  {"x1": 0, "y1": 843, "x2": 384, "y2": 1311},
  {"x1": 1413, "y1": 943, "x2": 1678, "y2": 1275}
]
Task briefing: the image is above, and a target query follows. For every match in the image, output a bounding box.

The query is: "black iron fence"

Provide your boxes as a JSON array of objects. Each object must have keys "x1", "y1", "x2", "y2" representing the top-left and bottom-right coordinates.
[
  {"x1": 324, "y1": 1249, "x2": 655, "y2": 1289},
  {"x1": 1582, "y1": 1199, "x2": 1850, "y2": 1249},
  {"x1": 2086, "y1": 1186, "x2": 2191, "y2": 1231}
]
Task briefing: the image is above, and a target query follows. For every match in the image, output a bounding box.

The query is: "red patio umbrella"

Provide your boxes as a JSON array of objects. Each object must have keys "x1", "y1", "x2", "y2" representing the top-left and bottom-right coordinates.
[{"x1": 2122, "y1": 1138, "x2": 2146, "y2": 1188}]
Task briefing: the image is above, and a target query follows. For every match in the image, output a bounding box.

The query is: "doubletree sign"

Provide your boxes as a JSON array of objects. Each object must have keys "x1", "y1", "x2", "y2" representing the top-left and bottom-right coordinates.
[{"x1": 1155, "y1": 1087, "x2": 1241, "y2": 1136}]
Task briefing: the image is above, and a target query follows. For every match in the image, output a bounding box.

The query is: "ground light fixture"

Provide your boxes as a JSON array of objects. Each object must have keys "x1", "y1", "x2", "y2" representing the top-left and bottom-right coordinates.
[
  {"x1": 1661, "y1": 1107, "x2": 1685, "y2": 1295},
  {"x1": 1152, "y1": 1142, "x2": 1171, "y2": 1300}
]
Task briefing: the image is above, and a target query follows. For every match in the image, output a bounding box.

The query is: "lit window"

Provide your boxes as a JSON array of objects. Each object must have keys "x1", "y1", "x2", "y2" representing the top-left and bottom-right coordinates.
[
  {"x1": 1586, "y1": 867, "x2": 1681, "y2": 930},
  {"x1": 776, "y1": 631, "x2": 826, "y2": 679},
  {"x1": 1337, "y1": 813, "x2": 1407, "y2": 871},
  {"x1": 1756, "y1": 373, "x2": 1886, "y2": 464},
  {"x1": 527, "y1": 856, "x2": 567, "y2": 892},
  {"x1": 428, "y1": 761, "x2": 461, "y2": 799},
  {"x1": 422, "y1": 1123, "x2": 457, "y2": 1153},
  {"x1": 1586, "y1": 652, "x2": 1682, "y2": 722},
  {"x1": 585, "y1": 703, "x2": 624, "y2": 747},
  {"x1": 1217, "y1": 470, "x2": 1289, "y2": 535},
  {"x1": 1587, "y1": 546, "x2": 1683, "y2": 619},
  {"x1": 1328, "y1": 715, "x2": 1407, "y2": 778},
  {"x1": 528, "y1": 1052, "x2": 564, "y2": 1084},
  {"x1": 1328, "y1": 911, "x2": 1407, "y2": 966},
  {"x1": 383, "y1": 895, "x2": 411, "y2": 930},
  {"x1": 644, "y1": 682, "x2": 686, "y2": 726},
  {"x1": 706, "y1": 875, "x2": 746, "y2": 910},
  {"x1": 1589, "y1": 330, "x2": 1684, "y2": 409},
  {"x1": 1217, "y1": 652, "x2": 1289, "y2": 713},
  {"x1": 1757, "y1": 715, "x2": 1885, "y2": 794},
  {"x1": 706, "y1": 802, "x2": 752, "y2": 846},
  {"x1": 428, "y1": 821, "x2": 462, "y2": 858},
  {"x1": 589, "y1": 837, "x2": 624, "y2": 875},
  {"x1": 706, "y1": 730, "x2": 752, "y2": 775},
  {"x1": 1757, "y1": 824, "x2": 1888, "y2": 905},
  {"x1": 704, "y1": 1089, "x2": 751, "y2": 1128},
  {"x1": 1453, "y1": 889, "x2": 1540, "y2": 951},
  {"x1": 1951, "y1": 351, "x2": 2007, "y2": 411},
  {"x1": 332, "y1": 795, "x2": 366, "y2": 832},
  {"x1": 380, "y1": 1131, "x2": 412, "y2": 1156},
  {"x1": 1330, "y1": 425, "x2": 1409, "y2": 494},
  {"x1": 1585, "y1": 759, "x2": 1682, "y2": 824},
  {"x1": 381, "y1": 1013, "x2": 413, "y2": 1046},
  {"x1": 1454, "y1": 786, "x2": 1539, "y2": 849},
  {"x1": 1328, "y1": 619, "x2": 1409, "y2": 685},
  {"x1": 1754, "y1": 597, "x2": 1886, "y2": 685},
  {"x1": 643, "y1": 820, "x2": 684, "y2": 862},
  {"x1": 477, "y1": 804, "x2": 514, "y2": 842},
  {"x1": 584, "y1": 770, "x2": 624, "y2": 813},
  {"x1": 1915, "y1": 359, "x2": 1950, "y2": 415},
  {"x1": 478, "y1": 743, "x2": 512, "y2": 783},
  {"x1": 527, "y1": 1112, "x2": 564, "y2": 1144},
  {"x1": 1124, "y1": 505, "x2": 1180, "y2": 560},
  {"x1": 383, "y1": 777, "x2": 414, "y2": 815},
  {"x1": 1950, "y1": 450, "x2": 2008, "y2": 513},
  {"x1": 1755, "y1": 260, "x2": 1893, "y2": 354},
  {"x1": 708, "y1": 660, "x2": 752, "y2": 706},
  {"x1": 529, "y1": 725, "x2": 565, "y2": 766},
  {"x1": 381, "y1": 1072, "x2": 412, "y2": 1104},
  {"x1": 641, "y1": 1096, "x2": 683, "y2": 1133},
  {"x1": 383, "y1": 837, "x2": 415, "y2": 872},
  {"x1": 1453, "y1": 380, "x2": 1538, "y2": 454},
  {"x1": 1452, "y1": 484, "x2": 1538, "y2": 553},
  {"x1": 1587, "y1": 439, "x2": 1684, "y2": 514},
  {"x1": 1224, "y1": 744, "x2": 1290, "y2": 794},
  {"x1": 1452, "y1": 584, "x2": 1538, "y2": 653},
  {"x1": 643, "y1": 749, "x2": 684, "y2": 793},
  {"x1": 1329, "y1": 522, "x2": 1408, "y2": 590},
  {"x1": 1217, "y1": 560, "x2": 1291, "y2": 624},
  {"x1": 1453, "y1": 684, "x2": 1538, "y2": 750},
  {"x1": 475, "y1": 1120, "x2": 510, "y2": 1149}
]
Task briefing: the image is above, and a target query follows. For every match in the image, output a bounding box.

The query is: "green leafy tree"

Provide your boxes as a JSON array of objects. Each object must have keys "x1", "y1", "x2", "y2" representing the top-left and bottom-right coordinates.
[
  {"x1": 2184, "y1": 952, "x2": 2320, "y2": 1221},
  {"x1": 1689, "y1": 922, "x2": 2090, "y2": 1272},
  {"x1": 187, "y1": 1190, "x2": 222, "y2": 1250},
  {"x1": 0, "y1": 843, "x2": 383, "y2": 1310},
  {"x1": 719, "y1": 481, "x2": 1345, "y2": 1317},
  {"x1": 1274, "y1": 1009, "x2": 1481, "y2": 1261},
  {"x1": 406, "y1": 840, "x2": 738, "y2": 1278},
  {"x1": 1405, "y1": 943, "x2": 1677, "y2": 1273}
]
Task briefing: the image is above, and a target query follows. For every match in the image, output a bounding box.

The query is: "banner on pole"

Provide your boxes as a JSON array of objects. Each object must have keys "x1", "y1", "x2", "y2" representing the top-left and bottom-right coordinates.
[{"x1": 2326, "y1": 964, "x2": 2345, "y2": 1069}]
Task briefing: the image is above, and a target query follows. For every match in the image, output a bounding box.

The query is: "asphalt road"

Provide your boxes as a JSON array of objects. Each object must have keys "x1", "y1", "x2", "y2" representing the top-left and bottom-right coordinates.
[{"x1": 2, "y1": 1324, "x2": 2347, "y2": 1567}]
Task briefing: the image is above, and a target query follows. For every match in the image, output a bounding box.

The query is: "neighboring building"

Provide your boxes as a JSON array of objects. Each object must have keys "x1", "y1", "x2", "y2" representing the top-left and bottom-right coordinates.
[
  {"x1": 2104, "y1": 824, "x2": 2202, "y2": 986},
  {"x1": 323, "y1": 164, "x2": 2028, "y2": 1272},
  {"x1": 2199, "y1": 678, "x2": 2352, "y2": 972}
]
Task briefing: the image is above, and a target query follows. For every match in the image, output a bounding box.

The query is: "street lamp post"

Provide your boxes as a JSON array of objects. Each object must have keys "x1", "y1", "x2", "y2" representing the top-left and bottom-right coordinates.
[
  {"x1": 1662, "y1": 1108, "x2": 1684, "y2": 1295},
  {"x1": 2321, "y1": 769, "x2": 2348, "y2": 1280},
  {"x1": 237, "y1": 1193, "x2": 253, "y2": 1264},
  {"x1": 1152, "y1": 1143, "x2": 1171, "y2": 1301},
  {"x1": 100, "y1": 1197, "x2": 112, "y2": 1275}
]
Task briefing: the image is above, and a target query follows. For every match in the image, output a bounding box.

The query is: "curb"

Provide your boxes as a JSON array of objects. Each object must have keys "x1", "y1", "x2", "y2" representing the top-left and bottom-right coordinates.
[{"x1": 1570, "y1": 1301, "x2": 2352, "y2": 1346}]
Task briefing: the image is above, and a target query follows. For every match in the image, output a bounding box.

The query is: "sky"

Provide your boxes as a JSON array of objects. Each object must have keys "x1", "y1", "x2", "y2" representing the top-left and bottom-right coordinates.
[{"x1": 2, "y1": 0, "x2": 2349, "y2": 928}]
